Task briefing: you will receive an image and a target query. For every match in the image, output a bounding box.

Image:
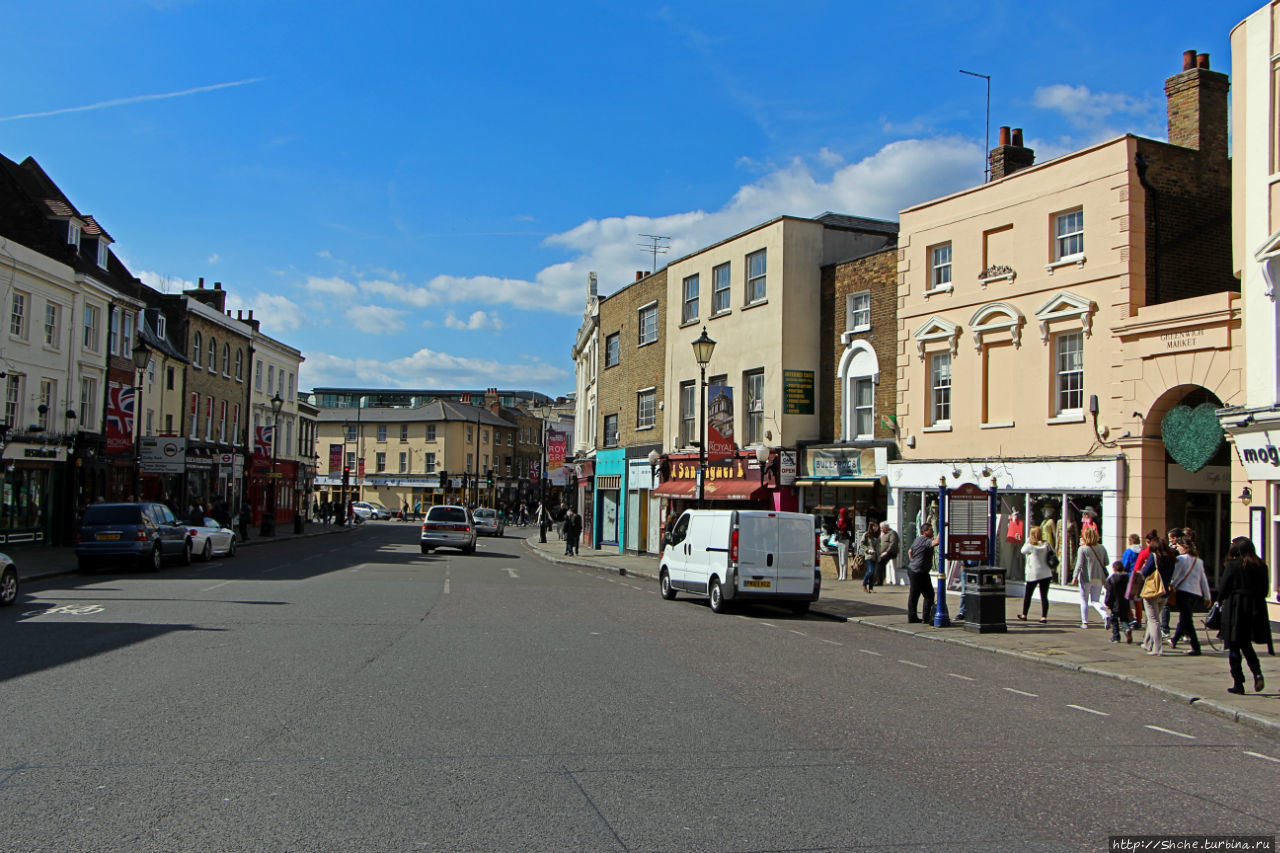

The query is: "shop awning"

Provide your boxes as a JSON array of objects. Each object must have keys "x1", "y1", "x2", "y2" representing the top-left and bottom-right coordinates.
[{"x1": 653, "y1": 479, "x2": 769, "y2": 501}]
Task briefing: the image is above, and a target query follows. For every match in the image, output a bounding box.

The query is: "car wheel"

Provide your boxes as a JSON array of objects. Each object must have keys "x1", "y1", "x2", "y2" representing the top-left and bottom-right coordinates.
[
  {"x1": 420, "y1": 545, "x2": 431, "y2": 554},
  {"x1": 709, "y1": 577, "x2": 727, "y2": 614},
  {"x1": 462, "y1": 545, "x2": 475, "y2": 555},
  {"x1": 180, "y1": 540, "x2": 192, "y2": 566},
  {"x1": 659, "y1": 569, "x2": 677, "y2": 601},
  {"x1": 0, "y1": 565, "x2": 17, "y2": 607},
  {"x1": 227, "y1": 538, "x2": 237, "y2": 557},
  {"x1": 148, "y1": 545, "x2": 163, "y2": 573},
  {"x1": 201, "y1": 540, "x2": 213, "y2": 561}
]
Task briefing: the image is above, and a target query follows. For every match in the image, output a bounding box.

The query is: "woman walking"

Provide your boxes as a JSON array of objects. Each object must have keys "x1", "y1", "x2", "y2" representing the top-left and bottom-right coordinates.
[
  {"x1": 1140, "y1": 532, "x2": 1176, "y2": 655},
  {"x1": 1017, "y1": 526, "x2": 1053, "y2": 623},
  {"x1": 834, "y1": 508, "x2": 853, "y2": 582},
  {"x1": 1070, "y1": 526, "x2": 1109, "y2": 629},
  {"x1": 860, "y1": 522, "x2": 881, "y2": 593},
  {"x1": 1169, "y1": 537, "x2": 1212, "y2": 655},
  {"x1": 1218, "y1": 537, "x2": 1274, "y2": 695}
]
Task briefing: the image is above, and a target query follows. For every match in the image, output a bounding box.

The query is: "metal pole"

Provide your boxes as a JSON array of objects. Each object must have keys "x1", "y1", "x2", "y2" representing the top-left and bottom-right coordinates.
[
  {"x1": 934, "y1": 481, "x2": 952, "y2": 627},
  {"x1": 960, "y1": 69, "x2": 991, "y2": 182},
  {"x1": 697, "y1": 363, "x2": 707, "y2": 506}
]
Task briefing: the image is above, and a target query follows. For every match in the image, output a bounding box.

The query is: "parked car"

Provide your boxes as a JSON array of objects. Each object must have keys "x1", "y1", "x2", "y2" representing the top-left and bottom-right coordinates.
[
  {"x1": 659, "y1": 509, "x2": 820, "y2": 614},
  {"x1": 186, "y1": 517, "x2": 238, "y2": 561},
  {"x1": 351, "y1": 501, "x2": 391, "y2": 521},
  {"x1": 367, "y1": 502, "x2": 393, "y2": 520},
  {"x1": 420, "y1": 505, "x2": 476, "y2": 554},
  {"x1": 0, "y1": 553, "x2": 17, "y2": 607},
  {"x1": 75, "y1": 502, "x2": 193, "y2": 572},
  {"x1": 472, "y1": 507, "x2": 505, "y2": 537}
]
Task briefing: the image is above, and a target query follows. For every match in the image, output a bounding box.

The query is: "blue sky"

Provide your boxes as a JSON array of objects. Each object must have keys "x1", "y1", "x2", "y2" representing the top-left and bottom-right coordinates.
[{"x1": 0, "y1": 1, "x2": 1255, "y2": 396}]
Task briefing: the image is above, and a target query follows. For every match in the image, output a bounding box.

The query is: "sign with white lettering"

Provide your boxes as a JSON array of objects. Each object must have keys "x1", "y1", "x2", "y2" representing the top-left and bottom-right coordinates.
[{"x1": 140, "y1": 437, "x2": 186, "y2": 474}]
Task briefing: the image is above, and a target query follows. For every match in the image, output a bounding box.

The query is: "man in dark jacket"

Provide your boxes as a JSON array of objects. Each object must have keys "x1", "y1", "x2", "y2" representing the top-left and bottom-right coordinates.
[
  {"x1": 564, "y1": 510, "x2": 582, "y2": 556},
  {"x1": 906, "y1": 524, "x2": 937, "y2": 624}
]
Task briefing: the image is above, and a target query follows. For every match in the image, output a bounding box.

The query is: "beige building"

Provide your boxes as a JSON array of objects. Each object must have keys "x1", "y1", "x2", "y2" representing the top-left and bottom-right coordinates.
[
  {"x1": 890, "y1": 51, "x2": 1241, "y2": 588},
  {"x1": 1223, "y1": 3, "x2": 1280, "y2": 592}
]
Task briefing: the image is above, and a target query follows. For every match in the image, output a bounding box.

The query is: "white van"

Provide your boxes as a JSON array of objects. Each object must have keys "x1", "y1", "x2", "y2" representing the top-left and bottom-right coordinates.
[{"x1": 659, "y1": 509, "x2": 820, "y2": 614}]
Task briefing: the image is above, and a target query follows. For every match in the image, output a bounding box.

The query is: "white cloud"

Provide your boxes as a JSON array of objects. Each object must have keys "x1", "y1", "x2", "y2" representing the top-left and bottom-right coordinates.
[
  {"x1": 817, "y1": 147, "x2": 844, "y2": 167},
  {"x1": 298, "y1": 348, "x2": 568, "y2": 391},
  {"x1": 304, "y1": 275, "x2": 359, "y2": 298},
  {"x1": 246, "y1": 293, "x2": 306, "y2": 332},
  {"x1": 444, "y1": 310, "x2": 504, "y2": 331},
  {"x1": 1031, "y1": 84, "x2": 1162, "y2": 144},
  {"x1": 360, "y1": 279, "x2": 440, "y2": 308},
  {"x1": 345, "y1": 304, "x2": 406, "y2": 334},
  {"x1": 207, "y1": 253, "x2": 219, "y2": 265},
  {"x1": 136, "y1": 270, "x2": 195, "y2": 294}
]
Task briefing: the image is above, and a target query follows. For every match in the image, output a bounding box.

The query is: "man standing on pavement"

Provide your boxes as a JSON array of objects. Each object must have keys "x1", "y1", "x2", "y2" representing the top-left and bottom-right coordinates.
[
  {"x1": 878, "y1": 522, "x2": 901, "y2": 585},
  {"x1": 906, "y1": 523, "x2": 937, "y2": 623},
  {"x1": 537, "y1": 501, "x2": 550, "y2": 543},
  {"x1": 564, "y1": 509, "x2": 581, "y2": 556}
]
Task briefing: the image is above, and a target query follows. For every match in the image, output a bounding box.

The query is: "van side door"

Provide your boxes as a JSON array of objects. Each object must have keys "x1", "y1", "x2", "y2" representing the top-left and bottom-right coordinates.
[
  {"x1": 736, "y1": 512, "x2": 779, "y2": 593},
  {"x1": 665, "y1": 513, "x2": 692, "y2": 588}
]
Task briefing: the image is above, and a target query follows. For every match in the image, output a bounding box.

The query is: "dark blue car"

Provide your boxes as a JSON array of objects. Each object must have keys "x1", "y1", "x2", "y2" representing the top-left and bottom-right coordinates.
[{"x1": 75, "y1": 502, "x2": 193, "y2": 572}]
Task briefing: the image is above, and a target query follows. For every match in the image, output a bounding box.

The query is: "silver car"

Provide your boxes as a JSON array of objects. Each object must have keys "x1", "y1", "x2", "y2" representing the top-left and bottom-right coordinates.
[
  {"x1": 420, "y1": 505, "x2": 476, "y2": 554},
  {"x1": 472, "y1": 508, "x2": 505, "y2": 537}
]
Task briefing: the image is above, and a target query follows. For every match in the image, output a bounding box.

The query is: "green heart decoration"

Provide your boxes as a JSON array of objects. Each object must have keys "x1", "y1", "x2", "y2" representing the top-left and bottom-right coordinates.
[{"x1": 1161, "y1": 403, "x2": 1224, "y2": 473}]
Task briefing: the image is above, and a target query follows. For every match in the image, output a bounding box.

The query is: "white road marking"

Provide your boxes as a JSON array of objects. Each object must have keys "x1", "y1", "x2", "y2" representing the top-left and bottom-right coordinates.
[
  {"x1": 1067, "y1": 704, "x2": 1109, "y2": 716},
  {"x1": 443, "y1": 578, "x2": 450, "y2": 595},
  {"x1": 203, "y1": 581, "x2": 234, "y2": 592},
  {"x1": 1003, "y1": 688, "x2": 1039, "y2": 698},
  {"x1": 898, "y1": 659, "x2": 927, "y2": 669},
  {"x1": 789, "y1": 630, "x2": 807, "y2": 637},
  {"x1": 1244, "y1": 751, "x2": 1280, "y2": 764},
  {"x1": 821, "y1": 639, "x2": 843, "y2": 646},
  {"x1": 948, "y1": 673, "x2": 976, "y2": 681},
  {"x1": 859, "y1": 648, "x2": 883, "y2": 657},
  {"x1": 759, "y1": 622, "x2": 778, "y2": 629},
  {"x1": 505, "y1": 568, "x2": 519, "y2": 578},
  {"x1": 1145, "y1": 725, "x2": 1195, "y2": 740}
]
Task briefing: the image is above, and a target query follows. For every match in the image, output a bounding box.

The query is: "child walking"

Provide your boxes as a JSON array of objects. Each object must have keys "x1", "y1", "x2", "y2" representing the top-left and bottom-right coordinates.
[{"x1": 1104, "y1": 560, "x2": 1133, "y2": 644}]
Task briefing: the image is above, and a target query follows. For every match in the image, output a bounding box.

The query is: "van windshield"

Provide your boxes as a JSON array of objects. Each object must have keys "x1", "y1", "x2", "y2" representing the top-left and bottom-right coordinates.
[{"x1": 81, "y1": 506, "x2": 143, "y2": 525}]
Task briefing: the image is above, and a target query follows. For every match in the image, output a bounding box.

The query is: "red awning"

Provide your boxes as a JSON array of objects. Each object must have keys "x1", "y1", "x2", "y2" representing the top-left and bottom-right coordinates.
[{"x1": 653, "y1": 479, "x2": 769, "y2": 501}]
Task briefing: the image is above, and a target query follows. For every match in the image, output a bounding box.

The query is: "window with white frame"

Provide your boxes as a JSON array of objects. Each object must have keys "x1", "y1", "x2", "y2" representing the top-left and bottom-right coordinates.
[
  {"x1": 43, "y1": 302, "x2": 60, "y2": 348},
  {"x1": 190, "y1": 394, "x2": 201, "y2": 439},
  {"x1": 121, "y1": 311, "x2": 133, "y2": 358},
  {"x1": 930, "y1": 244, "x2": 952, "y2": 291},
  {"x1": 255, "y1": 361, "x2": 263, "y2": 390},
  {"x1": 4, "y1": 374, "x2": 20, "y2": 427},
  {"x1": 399, "y1": 452, "x2": 408, "y2": 473},
  {"x1": 10, "y1": 291, "x2": 28, "y2": 338},
  {"x1": 745, "y1": 369, "x2": 765, "y2": 445},
  {"x1": 235, "y1": 349, "x2": 243, "y2": 380},
  {"x1": 38, "y1": 379, "x2": 55, "y2": 429},
  {"x1": 636, "y1": 388, "x2": 656, "y2": 429},
  {"x1": 712, "y1": 262, "x2": 731, "y2": 313},
  {"x1": 746, "y1": 250, "x2": 766, "y2": 303},
  {"x1": 79, "y1": 377, "x2": 96, "y2": 426},
  {"x1": 1055, "y1": 331, "x2": 1084, "y2": 414},
  {"x1": 345, "y1": 424, "x2": 357, "y2": 441},
  {"x1": 377, "y1": 424, "x2": 387, "y2": 442},
  {"x1": 603, "y1": 413, "x2": 619, "y2": 447},
  {"x1": 346, "y1": 451, "x2": 356, "y2": 470},
  {"x1": 400, "y1": 424, "x2": 409, "y2": 442},
  {"x1": 930, "y1": 352, "x2": 952, "y2": 425},
  {"x1": 847, "y1": 291, "x2": 870, "y2": 331},
  {"x1": 1054, "y1": 208, "x2": 1084, "y2": 260},
  {"x1": 604, "y1": 332, "x2": 620, "y2": 368},
  {"x1": 679, "y1": 381, "x2": 695, "y2": 447},
  {"x1": 427, "y1": 424, "x2": 436, "y2": 441},
  {"x1": 287, "y1": 372, "x2": 294, "y2": 400},
  {"x1": 222, "y1": 343, "x2": 230, "y2": 376},
  {"x1": 156, "y1": 314, "x2": 166, "y2": 339},
  {"x1": 207, "y1": 337, "x2": 216, "y2": 371},
  {"x1": 97, "y1": 240, "x2": 109, "y2": 269},
  {"x1": 426, "y1": 452, "x2": 436, "y2": 472},
  {"x1": 682, "y1": 274, "x2": 699, "y2": 323},
  {"x1": 67, "y1": 222, "x2": 80, "y2": 247},
  {"x1": 637, "y1": 303, "x2": 658, "y2": 345},
  {"x1": 852, "y1": 377, "x2": 874, "y2": 438},
  {"x1": 83, "y1": 304, "x2": 100, "y2": 351},
  {"x1": 267, "y1": 365, "x2": 275, "y2": 396},
  {"x1": 192, "y1": 331, "x2": 202, "y2": 369},
  {"x1": 376, "y1": 452, "x2": 386, "y2": 473}
]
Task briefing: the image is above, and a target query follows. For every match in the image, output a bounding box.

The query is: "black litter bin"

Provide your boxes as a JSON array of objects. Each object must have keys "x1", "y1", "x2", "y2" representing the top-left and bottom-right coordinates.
[{"x1": 963, "y1": 566, "x2": 1006, "y2": 633}]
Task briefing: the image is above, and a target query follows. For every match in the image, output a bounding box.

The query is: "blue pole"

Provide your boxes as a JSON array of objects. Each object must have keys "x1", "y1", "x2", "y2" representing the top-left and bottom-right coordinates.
[
  {"x1": 988, "y1": 483, "x2": 999, "y2": 566},
  {"x1": 933, "y1": 482, "x2": 951, "y2": 627}
]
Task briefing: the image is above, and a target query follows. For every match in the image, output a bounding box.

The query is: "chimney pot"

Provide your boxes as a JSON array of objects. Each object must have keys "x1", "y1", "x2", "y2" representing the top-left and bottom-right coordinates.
[
  {"x1": 1183, "y1": 49, "x2": 1196, "y2": 71},
  {"x1": 1011, "y1": 128, "x2": 1024, "y2": 147},
  {"x1": 198, "y1": 277, "x2": 205, "y2": 289},
  {"x1": 635, "y1": 270, "x2": 644, "y2": 281},
  {"x1": 237, "y1": 310, "x2": 243, "y2": 320},
  {"x1": 248, "y1": 310, "x2": 253, "y2": 320},
  {"x1": 998, "y1": 126, "x2": 1010, "y2": 146},
  {"x1": 1196, "y1": 53, "x2": 1209, "y2": 69},
  {"x1": 214, "y1": 281, "x2": 222, "y2": 290}
]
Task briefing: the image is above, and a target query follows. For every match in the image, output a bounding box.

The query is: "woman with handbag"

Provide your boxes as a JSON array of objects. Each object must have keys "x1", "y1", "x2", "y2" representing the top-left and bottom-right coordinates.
[
  {"x1": 1140, "y1": 532, "x2": 1176, "y2": 655},
  {"x1": 860, "y1": 523, "x2": 880, "y2": 593},
  {"x1": 1070, "y1": 526, "x2": 1109, "y2": 629},
  {"x1": 1218, "y1": 537, "x2": 1274, "y2": 695},
  {"x1": 1169, "y1": 537, "x2": 1212, "y2": 655},
  {"x1": 1017, "y1": 526, "x2": 1053, "y2": 623},
  {"x1": 834, "y1": 508, "x2": 853, "y2": 581}
]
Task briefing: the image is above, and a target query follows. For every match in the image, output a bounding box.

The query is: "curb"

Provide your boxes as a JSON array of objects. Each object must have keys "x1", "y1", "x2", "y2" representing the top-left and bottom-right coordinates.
[{"x1": 522, "y1": 537, "x2": 1280, "y2": 738}]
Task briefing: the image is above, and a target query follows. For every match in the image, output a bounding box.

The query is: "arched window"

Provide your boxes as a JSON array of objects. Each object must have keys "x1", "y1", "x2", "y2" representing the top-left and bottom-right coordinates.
[
  {"x1": 207, "y1": 337, "x2": 216, "y2": 371},
  {"x1": 222, "y1": 343, "x2": 230, "y2": 375},
  {"x1": 192, "y1": 332, "x2": 202, "y2": 368},
  {"x1": 838, "y1": 340, "x2": 880, "y2": 441},
  {"x1": 235, "y1": 349, "x2": 243, "y2": 380}
]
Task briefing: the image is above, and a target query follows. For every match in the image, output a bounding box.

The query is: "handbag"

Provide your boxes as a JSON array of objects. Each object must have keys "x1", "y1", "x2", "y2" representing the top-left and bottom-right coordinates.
[
  {"x1": 851, "y1": 552, "x2": 867, "y2": 573},
  {"x1": 1046, "y1": 548, "x2": 1060, "y2": 570},
  {"x1": 1141, "y1": 569, "x2": 1166, "y2": 599},
  {"x1": 1203, "y1": 601, "x2": 1222, "y2": 631}
]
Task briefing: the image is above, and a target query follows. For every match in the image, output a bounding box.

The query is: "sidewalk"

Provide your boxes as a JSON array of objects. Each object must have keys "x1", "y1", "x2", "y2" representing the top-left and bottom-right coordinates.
[
  {"x1": 522, "y1": 532, "x2": 1280, "y2": 736},
  {"x1": 10, "y1": 520, "x2": 360, "y2": 583}
]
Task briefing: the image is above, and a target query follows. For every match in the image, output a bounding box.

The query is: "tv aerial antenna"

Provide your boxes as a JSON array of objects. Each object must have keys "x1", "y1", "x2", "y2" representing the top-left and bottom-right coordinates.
[{"x1": 637, "y1": 234, "x2": 671, "y2": 273}]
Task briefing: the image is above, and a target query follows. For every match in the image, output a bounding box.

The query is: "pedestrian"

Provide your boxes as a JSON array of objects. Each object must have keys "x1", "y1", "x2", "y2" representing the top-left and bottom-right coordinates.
[
  {"x1": 1070, "y1": 525, "x2": 1109, "y2": 629},
  {"x1": 1218, "y1": 537, "x2": 1273, "y2": 695},
  {"x1": 563, "y1": 509, "x2": 581, "y2": 556},
  {"x1": 905, "y1": 523, "x2": 937, "y2": 624},
  {"x1": 1169, "y1": 536, "x2": 1212, "y2": 655},
  {"x1": 860, "y1": 522, "x2": 880, "y2": 593},
  {"x1": 237, "y1": 502, "x2": 251, "y2": 542},
  {"x1": 537, "y1": 502, "x2": 549, "y2": 543},
  {"x1": 1017, "y1": 526, "x2": 1054, "y2": 623},
  {"x1": 834, "y1": 508, "x2": 852, "y2": 581},
  {"x1": 1103, "y1": 560, "x2": 1133, "y2": 643},
  {"x1": 878, "y1": 522, "x2": 901, "y2": 585},
  {"x1": 1127, "y1": 532, "x2": 1155, "y2": 627},
  {"x1": 1140, "y1": 530, "x2": 1176, "y2": 656}
]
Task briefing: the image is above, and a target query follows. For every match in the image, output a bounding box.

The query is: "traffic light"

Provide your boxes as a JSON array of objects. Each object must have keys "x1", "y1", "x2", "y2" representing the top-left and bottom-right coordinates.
[
  {"x1": 342, "y1": 466, "x2": 350, "y2": 487},
  {"x1": 438, "y1": 469, "x2": 447, "y2": 490},
  {"x1": 486, "y1": 469, "x2": 494, "y2": 488}
]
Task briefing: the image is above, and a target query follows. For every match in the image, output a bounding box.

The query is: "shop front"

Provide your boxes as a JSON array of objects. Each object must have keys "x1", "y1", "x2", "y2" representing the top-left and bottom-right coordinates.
[
  {"x1": 796, "y1": 445, "x2": 890, "y2": 541},
  {"x1": 625, "y1": 444, "x2": 662, "y2": 555},
  {"x1": 653, "y1": 450, "x2": 791, "y2": 532},
  {"x1": 1, "y1": 441, "x2": 67, "y2": 546},
  {"x1": 1228, "y1": 423, "x2": 1280, "y2": 594},
  {"x1": 594, "y1": 449, "x2": 625, "y2": 553}
]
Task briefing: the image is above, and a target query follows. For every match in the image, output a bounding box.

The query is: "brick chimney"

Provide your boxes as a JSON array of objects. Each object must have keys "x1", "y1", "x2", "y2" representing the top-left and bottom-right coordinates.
[
  {"x1": 988, "y1": 126, "x2": 1035, "y2": 181},
  {"x1": 1165, "y1": 50, "x2": 1228, "y2": 162}
]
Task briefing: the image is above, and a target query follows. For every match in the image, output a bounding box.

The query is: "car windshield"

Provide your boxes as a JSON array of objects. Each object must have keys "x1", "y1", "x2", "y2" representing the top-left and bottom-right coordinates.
[
  {"x1": 474, "y1": 510, "x2": 495, "y2": 519},
  {"x1": 81, "y1": 506, "x2": 143, "y2": 525},
  {"x1": 428, "y1": 508, "x2": 468, "y2": 524}
]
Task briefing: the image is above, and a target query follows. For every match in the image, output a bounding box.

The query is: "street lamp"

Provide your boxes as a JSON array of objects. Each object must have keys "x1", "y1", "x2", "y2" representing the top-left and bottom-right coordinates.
[
  {"x1": 691, "y1": 326, "x2": 716, "y2": 505},
  {"x1": 131, "y1": 340, "x2": 150, "y2": 500},
  {"x1": 262, "y1": 392, "x2": 283, "y2": 536}
]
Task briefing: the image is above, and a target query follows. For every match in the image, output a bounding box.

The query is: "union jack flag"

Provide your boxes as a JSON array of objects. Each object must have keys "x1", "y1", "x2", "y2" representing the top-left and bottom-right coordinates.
[
  {"x1": 254, "y1": 424, "x2": 274, "y2": 457},
  {"x1": 105, "y1": 385, "x2": 135, "y2": 454}
]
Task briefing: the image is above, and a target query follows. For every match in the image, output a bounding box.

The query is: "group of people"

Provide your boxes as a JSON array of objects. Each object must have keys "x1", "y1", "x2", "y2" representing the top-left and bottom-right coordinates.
[{"x1": 829, "y1": 509, "x2": 900, "y2": 593}]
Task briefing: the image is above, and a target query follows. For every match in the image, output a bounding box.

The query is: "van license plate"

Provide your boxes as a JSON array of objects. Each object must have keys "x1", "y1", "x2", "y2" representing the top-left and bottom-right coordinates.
[
  {"x1": 744, "y1": 580, "x2": 771, "y2": 589},
  {"x1": 97, "y1": 533, "x2": 120, "y2": 541}
]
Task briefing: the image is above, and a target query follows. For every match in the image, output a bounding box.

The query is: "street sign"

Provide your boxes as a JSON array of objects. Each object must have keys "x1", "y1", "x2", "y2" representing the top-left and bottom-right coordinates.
[
  {"x1": 140, "y1": 436, "x2": 186, "y2": 474},
  {"x1": 946, "y1": 483, "x2": 990, "y2": 560}
]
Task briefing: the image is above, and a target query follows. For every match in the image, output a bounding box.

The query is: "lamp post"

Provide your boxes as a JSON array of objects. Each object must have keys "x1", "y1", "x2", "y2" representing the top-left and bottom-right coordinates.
[
  {"x1": 131, "y1": 340, "x2": 151, "y2": 500},
  {"x1": 691, "y1": 326, "x2": 716, "y2": 506},
  {"x1": 262, "y1": 392, "x2": 283, "y2": 536}
]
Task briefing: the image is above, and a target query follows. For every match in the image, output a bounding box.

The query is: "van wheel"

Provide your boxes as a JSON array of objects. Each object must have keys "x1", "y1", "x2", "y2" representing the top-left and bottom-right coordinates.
[
  {"x1": 708, "y1": 577, "x2": 727, "y2": 614},
  {"x1": 790, "y1": 601, "x2": 811, "y2": 616},
  {"x1": 659, "y1": 569, "x2": 677, "y2": 600}
]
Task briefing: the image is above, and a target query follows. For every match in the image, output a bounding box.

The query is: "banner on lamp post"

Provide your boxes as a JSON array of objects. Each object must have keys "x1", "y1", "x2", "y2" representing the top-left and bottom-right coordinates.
[
  {"x1": 329, "y1": 443, "x2": 343, "y2": 471},
  {"x1": 706, "y1": 384, "x2": 735, "y2": 462}
]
